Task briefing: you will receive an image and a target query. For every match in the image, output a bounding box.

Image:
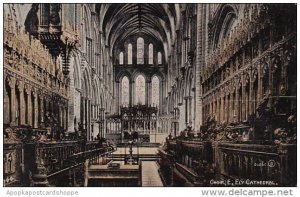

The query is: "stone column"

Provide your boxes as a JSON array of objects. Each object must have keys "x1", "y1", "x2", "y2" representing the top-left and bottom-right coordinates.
[
  {"x1": 211, "y1": 97, "x2": 214, "y2": 118},
  {"x1": 161, "y1": 80, "x2": 165, "y2": 114},
  {"x1": 93, "y1": 104, "x2": 96, "y2": 120},
  {"x1": 89, "y1": 100, "x2": 92, "y2": 140},
  {"x1": 17, "y1": 82, "x2": 26, "y2": 125},
  {"x1": 9, "y1": 78, "x2": 16, "y2": 126},
  {"x1": 84, "y1": 98, "x2": 87, "y2": 130},
  {"x1": 80, "y1": 97, "x2": 84, "y2": 129},
  {"x1": 129, "y1": 81, "x2": 134, "y2": 106},
  {"x1": 229, "y1": 92, "x2": 234, "y2": 122},
  {"x1": 96, "y1": 105, "x2": 100, "y2": 120},
  {"x1": 155, "y1": 117, "x2": 158, "y2": 142},
  {"x1": 68, "y1": 69, "x2": 75, "y2": 133},
  {"x1": 87, "y1": 99, "x2": 91, "y2": 140},
  {"x1": 226, "y1": 94, "x2": 229, "y2": 122},
  {"x1": 94, "y1": 104, "x2": 97, "y2": 119},
  {"x1": 234, "y1": 88, "x2": 239, "y2": 123},
  {"x1": 39, "y1": 96, "x2": 44, "y2": 126},
  {"x1": 215, "y1": 97, "x2": 218, "y2": 122},
  {"x1": 245, "y1": 88, "x2": 249, "y2": 121},
  {"x1": 223, "y1": 95, "x2": 226, "y2": 123},
  {"x1": 223, "y1": 96, "x2": 226, "y2": 123},
  {"x1": 26, "y1": 88, "x2": 32, "y2": 126},
  {"x1": 220, "y1": 95, "x2": 224, "y2": 123},
  {"x1": 184, "y1": 97, "x2": 188, "y2": 127},
  {"x1": 58, "y1": 105, "x2": 62, "y2": 127},
  {"x1": 62, "y1": 106, "x2": 65, "y2": 129},
  {"x1": 235, "y1": 87, "x2": 242, "y2": 122},
  {"x1": 64, "y1": 106, "x2": 68, "y2": 131},
  {"x1": 100, "y1": 108, "x2": 104, "y2": 137},
  {"x1": 145, "y1": 81, "x2": 149, "y2": 106},
  {"x1": 194, "y1": 4, "x2": 207, "y2": 129},
  {"x1": 258, "y1": 69, "x2": 262, "y2": 103},
  {"x1": 61, "y1": 106, "x2": 64, "y2": 130},
  {"x1": 92, "y1": 104, "x2": 95, "y2": 120},
  {"x1": 250, "y1": 81, "x2": 254, "y2": 115},
  {"x1": 33, "y1": 92, "x2": 38, "y2": 128},
  {"x1": 218, "y1": 98, "x2": 221, "y2": 123},
  {"x1": 147, "y1": 81, "x2": 152, "y2": 106},
  {"x1": 207, "y1": 104, "x2": 210, "y2": 121},
  {"x1": 188, "y1": 96, "x2": 192, "y2": 126},
  {"x1": 4, "y1": 79, "x2": 10, "y2": 124},
  {"x1": 209, "y1": 101, "x2": 213, "y2": 118},
  {"x1": 242, "y1": 84, "x2": 246, "y2": 121},
  {"x1": 115, "y1": 82, "x2": 120, "y2": 113},
  {"x1": 109, "y1": 121, "x2": 112, "y2": 134}
]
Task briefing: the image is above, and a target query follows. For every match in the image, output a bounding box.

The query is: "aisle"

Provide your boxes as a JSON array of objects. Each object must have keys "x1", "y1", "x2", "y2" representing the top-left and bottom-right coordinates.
[{"x1": 141, "y1": 161, "x2": 163, "y2": 187}]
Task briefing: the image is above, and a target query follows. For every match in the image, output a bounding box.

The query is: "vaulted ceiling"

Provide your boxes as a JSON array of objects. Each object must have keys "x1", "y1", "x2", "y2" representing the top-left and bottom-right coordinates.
[{"x1": 97, "y1": 4, "x2": 182, "y2": 58}]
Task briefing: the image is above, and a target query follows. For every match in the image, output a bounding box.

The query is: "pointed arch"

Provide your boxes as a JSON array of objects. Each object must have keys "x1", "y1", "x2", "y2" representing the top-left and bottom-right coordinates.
[
  {"x1": 151, "y1": 71, "x2": 165, "y2": 82},
  {"x1": 116, "y1": 69, "x2": 132, "y2": 83},
  {"x1": 211, "y1": 4, "x2": 238, "y2": 49}
]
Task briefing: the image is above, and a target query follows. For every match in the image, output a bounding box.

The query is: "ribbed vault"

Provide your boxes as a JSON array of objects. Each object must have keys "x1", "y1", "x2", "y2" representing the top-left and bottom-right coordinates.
[{"x1": 97, "y1": 4, "x2": 181, "y2": 61}]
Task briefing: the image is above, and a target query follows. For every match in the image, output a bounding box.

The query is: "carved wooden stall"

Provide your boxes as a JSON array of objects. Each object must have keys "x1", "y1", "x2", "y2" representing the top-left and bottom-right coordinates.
[
  {"x1": 216, "y1": 142, "x2": 296, "y2": 186},
  {"x1": 3, "y1": 125, "x2": 114, "y2": 187}
]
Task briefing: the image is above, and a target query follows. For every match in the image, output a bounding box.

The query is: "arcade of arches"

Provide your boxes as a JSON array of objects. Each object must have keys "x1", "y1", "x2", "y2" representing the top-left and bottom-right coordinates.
[{"x1": 3, "y1": 3, "x2": 297, "y2": 187}]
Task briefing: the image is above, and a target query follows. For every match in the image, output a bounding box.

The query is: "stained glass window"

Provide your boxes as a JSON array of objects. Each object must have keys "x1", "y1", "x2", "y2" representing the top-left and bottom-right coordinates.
[
  {"x1": 121, "y1": 76, "x2": 129, "y2": 107},
  {"x1": 158, "y1": 52, "x2": 162, "y2": 64},
  {"x1": 151, "y1": 76, "x2": 159, "y2": 107},
  {"x1": 137, "y1": 37, "x2": 144, "y2": 64},
  {"x1": 135, "y1": 75, "x2": 145, "y2": 105},
  {"x1": 128, "y1": 44, "x2": 132, "y2": 64},
  {"x1": 149, "y1": 44, "x2": 153, "y2": 64},
  {"x1": 119, "y1": 52, "x2": 124, "y2": 65}
]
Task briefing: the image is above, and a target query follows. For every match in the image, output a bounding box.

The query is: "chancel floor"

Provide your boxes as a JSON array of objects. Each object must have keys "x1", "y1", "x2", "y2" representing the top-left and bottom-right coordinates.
[{"x1": 3, "y1": 3, "x2": 297, "y2": 187}]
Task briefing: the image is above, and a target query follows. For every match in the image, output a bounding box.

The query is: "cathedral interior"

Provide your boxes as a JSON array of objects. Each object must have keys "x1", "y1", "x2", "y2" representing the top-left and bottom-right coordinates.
[{"x1": 3, "y1": 3, "x2": 297, "y2": 187}]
